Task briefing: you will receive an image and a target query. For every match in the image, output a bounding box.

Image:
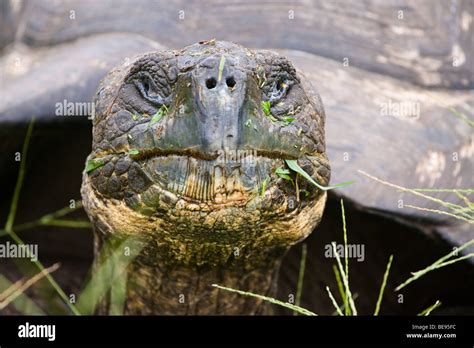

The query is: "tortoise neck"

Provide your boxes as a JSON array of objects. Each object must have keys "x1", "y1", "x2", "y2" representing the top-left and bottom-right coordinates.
[
  {"x1": 124, "y1": 259, "x2": 282, "y2": 315},
  {"x1": 94, "y1": 233, "x2": 283, "y2": 315}
]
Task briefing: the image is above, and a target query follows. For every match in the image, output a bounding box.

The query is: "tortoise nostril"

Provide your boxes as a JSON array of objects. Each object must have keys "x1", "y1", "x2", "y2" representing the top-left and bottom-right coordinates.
[
  {"x1": 226, "y1": 76, "x2": 236, "y2": 88},
  {"x1": 226, "y1": 134, "x2": 234, "y2": 138},
  {"x1": 206, "y1": 77, "x2": 217, "y2": 89}
]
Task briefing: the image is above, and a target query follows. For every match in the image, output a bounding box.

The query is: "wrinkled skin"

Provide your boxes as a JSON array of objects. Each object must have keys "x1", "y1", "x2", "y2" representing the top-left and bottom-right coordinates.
[{"x1": 81, "y1": 41, "x2": 330, "y2": 314}]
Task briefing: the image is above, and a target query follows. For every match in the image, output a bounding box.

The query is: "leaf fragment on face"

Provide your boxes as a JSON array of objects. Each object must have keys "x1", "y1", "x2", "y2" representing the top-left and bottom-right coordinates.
[
  {"x1": 245, "y1": 119, "x2": 252, "y2": 128},
  {"x1": 285, "y1": 160, "x2": 354, "y2": 191},
  {"x1": 149, "y1": 105, "x2": 168, "y2": 128},
  {"x1": 132, "y1": 114, "x2": 140, "y2": 121},
  {"x1": 128, "y1": 149, "x2": 140, "y2": 155},
  {"x1": 199, "y1": 38, "x2": 216, "y2": 45},
  {"x1": 261, "y1": 102, "x2": 295, "y2": 126},
  {"x1": 218, "y1": 56, "x2": 226, "y2": 83},
  {"x1": 256, "y1": 66, "x2": 267, "y2": 88},
  {"x1": 261, "y1": 101, "x2": 271, "y2": 116},
  {"x1": 275, "y1": 167, "x2": 293, "y2": 181},
  {"x1": 299, "y1": 188, "x2": 310, "y2": 197},
  {"x1": 260, "y1": 176, "x2": 269, "y2": 196},
  {"x1": 86, "y1": 159, "x2": 105, "y2": 173},
  {"x1": 275, "y1": 167, "x2": 290, "y2": 175},
  {"x1": 282, "y1": 117, "x2": 295, "y2": 125}
]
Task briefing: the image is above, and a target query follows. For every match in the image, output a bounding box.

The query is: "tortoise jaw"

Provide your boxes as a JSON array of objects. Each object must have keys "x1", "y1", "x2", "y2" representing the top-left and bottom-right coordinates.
[
  {"x1": 141, "y1": 153, "x2": 276, "y2": 204},
  {"x1": 128, "y1": 146, "x2": 298, "y2": 163},
  {"x1": 135, "y1": 152, "x2": 327, "y2": 214}
]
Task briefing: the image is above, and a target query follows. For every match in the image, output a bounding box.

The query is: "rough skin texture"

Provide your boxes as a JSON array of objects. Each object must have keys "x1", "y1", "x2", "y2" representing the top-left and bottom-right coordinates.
[{"x1": 81, "y1": 41, "x2": 330, "y2": 315}]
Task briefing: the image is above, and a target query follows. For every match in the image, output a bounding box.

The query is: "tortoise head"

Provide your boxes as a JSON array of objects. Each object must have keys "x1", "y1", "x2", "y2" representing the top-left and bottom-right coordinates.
[{"x1": 82, "y1": 41, "x2": 330, "y2": 266}]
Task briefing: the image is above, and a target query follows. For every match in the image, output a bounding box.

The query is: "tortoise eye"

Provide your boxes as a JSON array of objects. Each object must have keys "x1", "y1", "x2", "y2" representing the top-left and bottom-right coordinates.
[
  {"x1": 268, "y1": 79, "x2": 290, "y2": 103},
  {"x1": 132, "y1": 72, "x2": 171, "y2": 107},
  {"x1": 276, "y1": 80, "x2": 286, "y2": 91},
  {"x1": 142, "y1": 81, "x2": 150, "y2": 93}
]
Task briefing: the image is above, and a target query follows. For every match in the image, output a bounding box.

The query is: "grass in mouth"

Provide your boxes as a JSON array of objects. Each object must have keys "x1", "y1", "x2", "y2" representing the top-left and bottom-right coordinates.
[
  {"x1": 85, "y1": 158, "x2": 105, "y2": 173},
  {"x1": 275, "y1": 167, "x2": 293, "y2": 182},
  {"x1": 285, "y1": 159, "x2": 354, "y2": 191},
  {"x1": 260, "y1": 176, "x2": 269, "y2": 196}
]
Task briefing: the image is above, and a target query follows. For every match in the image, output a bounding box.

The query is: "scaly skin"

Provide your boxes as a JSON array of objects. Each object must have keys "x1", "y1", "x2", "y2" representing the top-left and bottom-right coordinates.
[{"x1": 81, "y1": 41, "x2": 330, "y2": 315}]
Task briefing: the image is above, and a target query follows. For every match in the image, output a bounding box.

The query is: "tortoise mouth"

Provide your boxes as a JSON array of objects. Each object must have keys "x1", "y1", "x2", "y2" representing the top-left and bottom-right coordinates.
[
  {"x1": 141, "y1": 153, "x2": 281, "y2": 203},
  {"x1": 86, "y1": 146, "x2": 324, "y2": 212},
  {"x1": 128, "y1": 146, "x2": 298, "y2": 162}
]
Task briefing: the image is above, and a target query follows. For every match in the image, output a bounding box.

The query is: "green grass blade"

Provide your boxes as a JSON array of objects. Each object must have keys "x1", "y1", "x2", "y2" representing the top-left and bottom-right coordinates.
[
  {"x1": 38, "y1": 200, "x2": 85, "y2": 222},
  {"x1": 5, "y1": 119, "x2": 35, "y2": 232},
  {"x1": 411, "y1": 188, "x2": 474, "y2": 194},
  {"x1": 7, "y1": 231, "x2": 80, "y2": 315},
  {"x1": 396, "y1": 239, "x2": 474, "y2": 291},
  {"x1": 261, "y1": 101, "x2": 271, "y2": 117},
  {"x1": 0, "y1": 263, "x2": 59, "y2": 312},
  {"x1": 332, "y1": 264, "x2": 346, "y2": 311},
  {"x1": 39, "y1": 219, "x2": 92, "y2": 228},
  {"x1": 109, "y1": 272, "x2": 128, "y2": 315},
  {"x1": 417, "y1": 300, "x2": 442, "y2": 316},
  {"x1": 331, "y1": 241, "x2": 357, "y2": 315},
  {"x1": 432, "y1": 253, "x2": 474, "y2": 269},
  {"x1": 212, "y1": 284, "x2": 317, "y2": 316},
  {"x1": 0, "y1": 200, "x2": 89, "y2": 237},
  {"x1": 217, "y1": 55, "x2": 226, "y2": 83},
  {"x1": 2, "y1": 118, "x2": 80, "y2": 315},
  {"x1": 374, "y1": 255, "x2": 393, "y2": 316},
  {"x1": 454, "y1": 191, "x2": 472, "y2": 206},
  {"x1": 85, "y1": 159, "x2": 105, "y2": 173},
  {"x1": 285, "y1": 160, "x2": 353, "y2": 191},
  {"x1": 340, "y1": 199, "x2": 350, "y2": 315},
  {"x1": 358, "y1": 170, "x2": 473, "y2": 222},
  {"x1": 326, "y1": 286, "x2": 343, "y2": 316},
  {"x1": 294, "y1": 243, "x2": 307, "y2": 315},
  {"x1": 149, "y1": 105, "x2": 168, "y2": 128},
  {"x1": 260, "y1": 176, "x2": 269, "y2": 197},
  {"x1": 0, "y1": 274, "x2": 45, "y2": 315},
  {"x1": 76, "y1": 236, "x2": 144, "y2": 315},
  {"x1": 448, "y1": 107, "x2": 474, "y2": 128},
  {"x1": 332, "y1": 293, "x2": 359, "y2": 316},
  {"x1": 404, "y1": 204, "x2": 472, "y2": 224}
]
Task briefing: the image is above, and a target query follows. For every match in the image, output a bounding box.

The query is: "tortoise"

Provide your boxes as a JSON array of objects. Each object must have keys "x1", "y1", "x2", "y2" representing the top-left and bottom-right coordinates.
[
  {"x1": 0, "y1": 0, "x2": 473, "y2": 315},
  {"x1": 80, "y1": 40, "x2": 330, "y2": 314}
]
